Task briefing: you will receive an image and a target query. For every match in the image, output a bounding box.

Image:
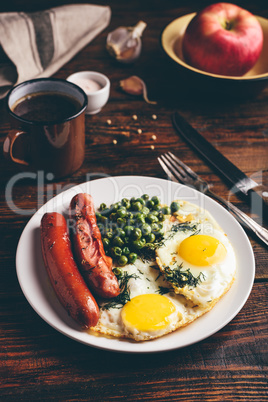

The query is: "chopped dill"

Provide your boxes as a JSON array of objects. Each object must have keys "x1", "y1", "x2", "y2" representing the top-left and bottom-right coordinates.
[
  {"x1": 157, "y1": 222, "x2": 198, "y2": 248},
  {"x1": 102, "y1": 270, "x2": 140, "y2": 310},
  {"x1": 163, "y1": 264, "x2": 205, "y2": 288},
  {"x1": 150, "y1": 264, "x2": 160, "y2": 270},
  {"x1": 171, "y1": 222, "x2": 198, "y2": 233},
  {"x1": 139, "y1": 242, "x2": 160, "y2": 262},
  {"x1": 157, "y1": 286, "x2": 173, "y2": 295}
]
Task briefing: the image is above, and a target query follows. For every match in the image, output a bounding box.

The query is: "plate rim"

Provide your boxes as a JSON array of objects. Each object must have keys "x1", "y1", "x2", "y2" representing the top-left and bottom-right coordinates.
[{"x1": 16, "y1": 175, "x2": 255, "y2": 353}]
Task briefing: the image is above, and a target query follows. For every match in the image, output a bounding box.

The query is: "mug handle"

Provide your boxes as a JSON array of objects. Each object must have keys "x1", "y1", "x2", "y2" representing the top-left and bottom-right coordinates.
[{"x1": 3, "y1": 129, "x2": 30, "y2": 166}]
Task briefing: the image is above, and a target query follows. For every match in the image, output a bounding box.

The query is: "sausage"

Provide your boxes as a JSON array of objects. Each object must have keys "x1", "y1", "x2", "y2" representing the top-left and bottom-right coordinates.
[
  {"x1": 69, "y1": 193, "x2": 120, "y2": 299},
  {"x1": 40, "y1": 212, "x2": 99, "y2": 328}
]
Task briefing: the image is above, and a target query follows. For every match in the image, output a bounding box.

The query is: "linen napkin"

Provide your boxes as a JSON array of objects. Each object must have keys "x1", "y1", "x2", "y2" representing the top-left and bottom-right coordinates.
[{"x1": 0, "y1": 4, "x2": 111, "y2": 98}]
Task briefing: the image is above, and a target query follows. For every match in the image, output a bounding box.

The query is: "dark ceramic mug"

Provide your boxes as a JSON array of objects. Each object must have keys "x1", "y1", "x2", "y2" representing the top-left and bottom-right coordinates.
[{"x1": 3, "y1": 78, "x2": 87, "y2": 179}]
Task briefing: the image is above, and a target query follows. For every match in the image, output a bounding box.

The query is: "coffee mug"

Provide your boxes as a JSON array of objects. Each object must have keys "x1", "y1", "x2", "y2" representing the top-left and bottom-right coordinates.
[{"x1": 3, "y1": 78, "x2": 87, "y2": 179}]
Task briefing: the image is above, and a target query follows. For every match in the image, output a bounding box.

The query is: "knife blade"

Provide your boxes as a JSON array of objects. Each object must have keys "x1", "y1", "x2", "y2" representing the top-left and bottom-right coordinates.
[{"x1": 172, "y1": 112, "x2": 268, "y2": 221}]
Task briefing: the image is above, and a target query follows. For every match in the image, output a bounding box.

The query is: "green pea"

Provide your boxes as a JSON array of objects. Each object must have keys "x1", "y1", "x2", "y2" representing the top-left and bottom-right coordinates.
[
  {"x1": 113, "y1": 202, "x2": 121, "y2": 211},
  {"x1": 136, "y1": 215, "x2": 145, "y2": 225},
  {"x1": 106, "y1": 231, "x2": 113, "y2": 239},
  {"x1": 127, "y1": 211, "x2": 133, "y2": 219},
  {"x1": 132, "y1": 201, "x2": 142, "y2": 211},
  {"x1": 113, "y1": 267, "x2": 122, "y2": 278},
  {"x1": 102, "y1": 238, "x2": 110, "y2": 248},
  {"x1": 141, "y1": 223, "x2": 151, "y2": 236},
  {"x1": 141, "y1": 206, "x2": 150, "y2": 216},
  {"x1": 117, "y1": 207, "x2": 127, "y2": 218},
  {"x1": 146, "y1": 233, "x2": 155, "y2": 243},
  {"x1": 151, "y1": 223, "x2": 159, "y2": 233},
  {"x1": 140, "y1": 237, "x2": 146, "y2": 246},
  {"x1": 135, "y1": 197, "x2": 145, "y2": 205},
  {"x1": 124, "y1": 225, "x2": 134, "y2": 235},
  {"x1": 145, "y1": 242, "x2": 155, "y2": 250},
  {"x1": 132, "y1": 239, "x2": 144, "y2": 249},
  {"x1": 152, "y1": 204, "x2": 161, "y2": 212},
  {"x1": 146, "y1": 200, "x2": 154, "y2": 209},
  {"x1": 141, "y1": 194, "x2": 150, "y2": 201},
  {"x1": 117, "y1": 217, "x2": 126, "y2": 226},
  {"x1": 150, "y1": 210, "x2": 159, "y2": 216},
  {"x1": 158, "y1": 212, "x2": 165, "y2": 222},
  {"x1": 171, "y1": 201, "x2": 180, "y2": 213},
  {"x1": 111, "y1": 247, "x2": 122, "y2": 257},
  {"x1": 99, "y1": 203, "x2": 107, "y2": 211},
  {"x1": 151, "y1": 196, "x2": 160, "y2": 206},
  {"x1": 129, "y1": 252, "x2": 137, "y2": 264},
  {"x1": 122, "y1": 198, "x2": 131, "y2": 209},
  {"x1": 113, "y1": 236, "x2": 124, "y2": 248},
  {"x1": 132, "y1": 227, "x2": 142, "y2": 240},
  {"x1": 115, "y1": 228, "x2": 126, "y2": 238},
  {"x1": 158, "y1": 228, "x2": 165, "y2": 237},
  {"x1": 162, "y1": 206, "x2": 171, "y2": 215},
  {"x1": 147, "y1": 213, "x2": 158, "y2": 223},
  {"x1": 123, "y1": 246, "x2": 130, "y2": 255},
  {"x1": 118, "y1": 255, "x2": 128, "y2": 266}
]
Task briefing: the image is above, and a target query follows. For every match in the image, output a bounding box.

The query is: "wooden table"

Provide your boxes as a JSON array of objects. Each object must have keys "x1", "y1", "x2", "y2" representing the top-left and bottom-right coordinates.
[{"x1": 1, "y1": 1, "x2": 267, "y2": 400}]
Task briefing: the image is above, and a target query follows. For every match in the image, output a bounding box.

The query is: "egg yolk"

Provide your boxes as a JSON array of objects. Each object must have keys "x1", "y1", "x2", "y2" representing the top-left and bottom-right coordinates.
[
  {"x1": 178, "y1": 234, "x2": 227, "y2": 266},
  {"x1": 121, "y1": 294, "x2": 176, "y2": 332}
]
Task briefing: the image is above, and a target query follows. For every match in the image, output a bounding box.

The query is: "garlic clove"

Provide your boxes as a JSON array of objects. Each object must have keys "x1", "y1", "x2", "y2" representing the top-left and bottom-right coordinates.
[
  {"x1": 106, "y1": 21, "x2": 147, "y2": 64},
  {"x1": 120, "y1": 76, "x2": 157, "y2": 104}
]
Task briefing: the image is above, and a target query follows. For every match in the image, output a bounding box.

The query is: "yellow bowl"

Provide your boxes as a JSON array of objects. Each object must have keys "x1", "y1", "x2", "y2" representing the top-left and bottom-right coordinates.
[{"x1": 161, "y1": 13, "x2": 268, "y2": 96}]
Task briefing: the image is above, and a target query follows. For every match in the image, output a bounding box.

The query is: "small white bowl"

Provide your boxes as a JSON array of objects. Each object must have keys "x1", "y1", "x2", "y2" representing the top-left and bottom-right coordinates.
[{"x1": 67, "y1": 71, "x2": 110, "y2": 114}]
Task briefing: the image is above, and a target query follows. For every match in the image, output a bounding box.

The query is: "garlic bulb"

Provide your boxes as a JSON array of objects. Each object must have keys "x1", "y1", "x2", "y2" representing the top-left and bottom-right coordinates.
[{"x1": 106, "y1": 21, "x2": 147, "y2": 64}]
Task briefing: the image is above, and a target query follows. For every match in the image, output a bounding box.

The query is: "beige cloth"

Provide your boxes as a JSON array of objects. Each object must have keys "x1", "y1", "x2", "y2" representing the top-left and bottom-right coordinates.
[{"x1": 0, "y1": 4, "x2": 111, "y2": 98}]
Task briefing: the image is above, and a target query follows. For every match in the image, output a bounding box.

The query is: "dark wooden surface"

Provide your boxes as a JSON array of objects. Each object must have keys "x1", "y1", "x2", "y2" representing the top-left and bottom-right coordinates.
[{"x1": 1, "y1": 1, "x2": 267, "y2": 401}]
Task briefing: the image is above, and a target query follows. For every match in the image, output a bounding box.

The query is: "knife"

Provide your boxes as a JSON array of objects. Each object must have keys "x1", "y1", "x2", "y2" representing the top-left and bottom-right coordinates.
[{"x1": 172, "y1": 112, "x2": 268, "y2": 222}]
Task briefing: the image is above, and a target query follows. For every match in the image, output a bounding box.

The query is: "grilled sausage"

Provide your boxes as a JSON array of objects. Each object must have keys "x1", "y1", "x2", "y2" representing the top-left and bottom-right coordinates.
[
  {"x1": 40, "y1": 212, "x2": 99, "y2": 328},
  {"x1": 69, "y1": 193, "x2": 120, "y2": 298}
]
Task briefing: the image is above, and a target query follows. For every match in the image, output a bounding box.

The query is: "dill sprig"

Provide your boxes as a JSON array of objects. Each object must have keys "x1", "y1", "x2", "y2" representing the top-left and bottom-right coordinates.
[
  {"x1": 164, "y1": 264, "x2": 205, "y2": 288},
  {"x1": 156, "y1": 286, "x2": 173, "y2": 295},
  {"x1": 102, "y1": 270, "x2": 139, "y2": 310}
]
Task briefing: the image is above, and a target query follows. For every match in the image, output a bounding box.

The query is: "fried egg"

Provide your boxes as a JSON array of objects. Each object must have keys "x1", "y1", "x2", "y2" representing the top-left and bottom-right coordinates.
[
  {"x1": 156, "y1": 201, "x2": 236, "y2": 310},
  {"x1": 90, "y1": 200, "x2": 236, "y2": 341}
]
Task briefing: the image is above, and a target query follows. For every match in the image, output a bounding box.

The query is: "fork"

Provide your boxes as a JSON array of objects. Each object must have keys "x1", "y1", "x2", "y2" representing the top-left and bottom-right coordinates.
[{"x1": 158, "y1": 152, "x2": 268, "y2": 246}]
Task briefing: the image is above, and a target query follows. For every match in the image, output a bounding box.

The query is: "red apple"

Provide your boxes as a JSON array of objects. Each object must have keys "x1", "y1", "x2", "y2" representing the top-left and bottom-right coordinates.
[{"x1": 182, "y1": 3, "x2": 263, "y2": 76}]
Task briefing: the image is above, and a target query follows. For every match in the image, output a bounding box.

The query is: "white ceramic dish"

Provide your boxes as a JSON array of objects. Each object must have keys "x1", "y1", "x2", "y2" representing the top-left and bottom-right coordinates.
[
  {"x1": 16, "y1": 176, "x2": 255, "y2": 353},
  {"x1": 67, "y1": 71, "x2": 110, "y2": 114}
]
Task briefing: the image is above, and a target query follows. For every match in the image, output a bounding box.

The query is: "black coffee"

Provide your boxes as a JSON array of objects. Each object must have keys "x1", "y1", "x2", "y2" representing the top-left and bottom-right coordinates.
[{"x1": 12, "y1": 92, "x2": 82, "y2": 123}]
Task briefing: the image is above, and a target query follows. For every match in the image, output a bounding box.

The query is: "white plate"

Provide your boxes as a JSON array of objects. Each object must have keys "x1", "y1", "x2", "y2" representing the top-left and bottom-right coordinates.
[{"x1": 16, "y1": 176, "x2": 255, "y2": 353}]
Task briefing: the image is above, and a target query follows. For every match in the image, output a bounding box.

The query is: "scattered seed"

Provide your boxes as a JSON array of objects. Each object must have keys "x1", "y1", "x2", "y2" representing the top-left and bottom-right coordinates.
[
  {"x1": 150, "y1": 145, "x2": 155, "y2": 150},
  {"x1": 132, "y1": 114, "x2": 138, "y2": 120},
  {"x1": 113, "y1": 139, "x2": 117, "y2": 145},
  {"x1": 152, "y1": 134, "x2": 157, "y2": 140},
  {"x1": 137, "y1": 128, "x2": 142, "y2": 134},
  {"x1": 152, "y1": 114, "x2": 157, "y2": 120},
  {"x1": 107, "y1": 119, "x2": 112, "y2": 125}
]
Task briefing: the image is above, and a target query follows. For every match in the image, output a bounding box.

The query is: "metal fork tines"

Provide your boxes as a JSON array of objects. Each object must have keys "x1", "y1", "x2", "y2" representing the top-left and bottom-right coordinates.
[
  {"x1": 158, "y1": 152, "x2": 268, "y2": 246},
  {"x1": 158, "y1": 152, "x2": 209, "y2": 193}
]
